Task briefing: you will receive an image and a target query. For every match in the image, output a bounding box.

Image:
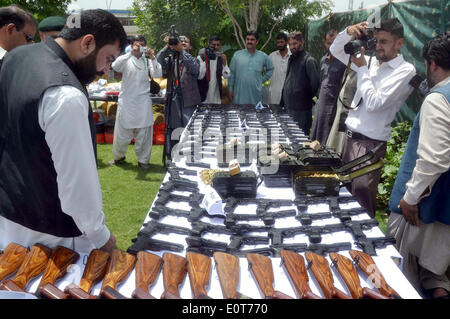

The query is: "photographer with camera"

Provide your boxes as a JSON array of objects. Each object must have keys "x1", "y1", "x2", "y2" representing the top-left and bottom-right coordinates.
[
  {"x1": 157, "y1": 30, "x2": 201, "y2": 161},
  {"x1": 108, "y1": 35, "x2": 162, "y2": 170},
  {"x1": 197, "y1": 35, "x2": 230, "y2": 104},
  {"x1": 329, "y1": 18, "x2": 416, "y2": 218}
]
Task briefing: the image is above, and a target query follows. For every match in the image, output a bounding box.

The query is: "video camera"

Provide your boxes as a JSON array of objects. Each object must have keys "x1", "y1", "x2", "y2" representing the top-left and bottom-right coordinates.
[
  {"x1": 205, "y1": 46, "x2": 217, "y2": 60},
  {"x1": 344, "y1": 29, "x2": 377, "y2": 56},
  {"x1": 168, "y1": 25, "x2": 180, "y2": 46}
]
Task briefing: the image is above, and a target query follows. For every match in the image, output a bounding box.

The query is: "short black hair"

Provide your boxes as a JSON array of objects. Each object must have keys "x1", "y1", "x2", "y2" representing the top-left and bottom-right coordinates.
[
  {"x1": 0, "y1": 5, "x2": 37, "y2": 30},
  {"x1": 131, "y1": 35, "x2": 147, "y2": 46},
  {"x1": 58, "y1": 9, "x2": 128, "y2": 52},
  {"x1": 247, "y1": 30, "x2": 259, "y2": 40},
  {"x1": 422, "y1": 31, "x2": 450, "y2": 71},
  {"x1": 374, "y1": 18, "x2": 404, "y2": 39},
  {"x1": 209, "y1": 35, "x2": 221, "y2": 43},
  {"x1": 325, "y1": 30, "x2": 338, "y2": 39},
  {"x1": 276, "y1": 32, "x2": 288, "y2": 41},
  {"x1": 288, "y1": 31, "x2": 303, "y2": 42}
]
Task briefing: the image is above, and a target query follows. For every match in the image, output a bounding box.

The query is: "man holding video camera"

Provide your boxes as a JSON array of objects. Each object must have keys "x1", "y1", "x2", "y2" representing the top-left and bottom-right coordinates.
[
  {"x1": 198, "y1": 35, "x2": 230, "y2": 104},
  {"x1": 330, "y1": 18, "x2": 416, "y2": 218},
  {"x1": 108, "y1": 35, "x2": 162, "y2": 170},
  {"x1": 157, "y1": 31, "x2": 201, "y2": 160}
]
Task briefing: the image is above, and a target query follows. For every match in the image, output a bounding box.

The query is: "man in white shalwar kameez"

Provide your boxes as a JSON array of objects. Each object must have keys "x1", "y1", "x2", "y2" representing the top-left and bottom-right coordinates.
[{"x1": 109, "y1": 35, "x2": 162, "y2": 169}]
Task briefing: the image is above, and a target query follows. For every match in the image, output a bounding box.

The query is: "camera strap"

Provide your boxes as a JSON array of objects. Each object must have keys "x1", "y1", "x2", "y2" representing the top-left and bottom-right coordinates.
[{"x1": 339, "y1": 54, "x2": 373, "y2": 110}]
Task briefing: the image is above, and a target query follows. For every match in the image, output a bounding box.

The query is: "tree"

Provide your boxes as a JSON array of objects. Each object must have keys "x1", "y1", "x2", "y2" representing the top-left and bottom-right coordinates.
[
  {"x1": 132, "y1": 0, "x2": 332, "y2": 56},
  {"x1": 1, "y1": 0, "x2": 72, "y2": 22},
  {"x1": 216, "y1": 0, "x2": 332, "y2": 50}
]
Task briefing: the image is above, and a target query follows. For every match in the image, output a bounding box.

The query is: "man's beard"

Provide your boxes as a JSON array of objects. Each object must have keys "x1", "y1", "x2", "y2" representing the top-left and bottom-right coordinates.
[
  {"x1": 277, "y1": 45, "x2": 287, "y2": 51},
  {"x1": 426, "y1": 66, "x2": 436, "y2": 89},
  {"x1": 73, "y1": 50, "x2": 104, "y2": 86}
]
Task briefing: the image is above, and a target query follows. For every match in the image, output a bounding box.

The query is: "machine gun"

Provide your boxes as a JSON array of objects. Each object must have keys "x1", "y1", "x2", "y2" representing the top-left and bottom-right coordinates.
[
  {"x1": 355, "y1": 236, "x2": 396, "y2": 256},
  {"x1": 149, "y1": 205, "x2": 225, "y2": 222}
]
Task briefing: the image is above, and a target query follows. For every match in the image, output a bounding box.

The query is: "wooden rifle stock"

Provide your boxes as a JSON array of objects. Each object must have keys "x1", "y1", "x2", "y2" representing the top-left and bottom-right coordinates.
[
  {"x1": 0, "y1": 243, "x2": 52, "y2": 293},
  {"x1": 279, "y1": 250, "x2": 322, "y2": 299},
  {"x1": 64, "y1": 249, "x2": 110, "y2": 299},
  {"x1": 305, "y1": 252, "x2": 352, "y2": 299},
  {"x1": 349, "y1": 250, "x2": 401, "y2": 299},
  {"x1": 160, "y1": 252, "x2": 187, "y2": 299},
  {"x1": 186, "y1": 251, "x2": 212, "y2": 299},
  {"x1": 213, "y1": 252, "x2": 250, "y2": 299},
  {"x1": 329, "y1": 252, "x2": 389, "y2": 299},
  {"x1": 246, "y1": 253, "x2": 293, "y2": 299},
  {"x1": 100, "y1": 249, "x2": 136, "y2": 299},
  {"x1": 132, "y1": 251, "x2": 162, "y2": 299},
  {"x1": 37, "y1": 246, "x2": 79, "y2": 299},
  {"x1": 0, "y1": 243, "x2": 28, "y2": 283}
]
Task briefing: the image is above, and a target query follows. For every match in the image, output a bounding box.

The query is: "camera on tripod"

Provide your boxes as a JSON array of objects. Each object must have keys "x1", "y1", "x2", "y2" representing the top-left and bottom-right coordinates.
[{"x1": 344, "y1": 29, "x2": 377, "y2": 56}]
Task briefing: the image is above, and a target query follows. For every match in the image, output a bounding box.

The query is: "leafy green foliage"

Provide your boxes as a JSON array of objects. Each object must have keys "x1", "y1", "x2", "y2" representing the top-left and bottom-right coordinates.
[
  {"x1": 132, "y1": 0, "x2": 332, "y2": 58},
  {"x1": 1, "y1": 0, "x2": 71, "y2": 22},
  {"x1": 376, "y1": 121, "x2": 412, "y2": 213}
]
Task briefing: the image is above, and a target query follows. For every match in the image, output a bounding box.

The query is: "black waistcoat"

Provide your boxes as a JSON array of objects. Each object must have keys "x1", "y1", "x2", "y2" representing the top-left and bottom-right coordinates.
[
  {"x1": 280, "y1": 50, "x2": 314, "y2": 111},
  {"x1": 0, "y1": 38, "x2": 97, "y2": 237},
  {"x1": 198, "y1": 49, "x2": 223, "y2": 102}
]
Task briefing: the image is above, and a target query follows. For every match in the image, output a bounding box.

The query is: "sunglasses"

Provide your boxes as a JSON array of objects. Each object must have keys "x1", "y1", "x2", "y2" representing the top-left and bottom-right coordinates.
[{"x1": 23, "y1": 31, "x2": 34, "y2": 43}]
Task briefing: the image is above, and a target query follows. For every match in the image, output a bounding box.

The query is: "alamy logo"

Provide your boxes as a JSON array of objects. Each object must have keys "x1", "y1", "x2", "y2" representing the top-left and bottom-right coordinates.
[{"x1": 66, "y1": 12, "x2": 81, "y2": 29}]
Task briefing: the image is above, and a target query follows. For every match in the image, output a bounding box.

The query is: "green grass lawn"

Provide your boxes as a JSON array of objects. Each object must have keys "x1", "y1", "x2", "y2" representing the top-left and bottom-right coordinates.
[{"x1": 97, "y1": 143, "x2": 166, "y2": 251}]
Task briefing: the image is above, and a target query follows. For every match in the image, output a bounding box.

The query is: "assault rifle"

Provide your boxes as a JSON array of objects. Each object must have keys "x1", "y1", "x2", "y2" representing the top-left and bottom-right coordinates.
[
  {"x1": 213, "y1": 252, "x2": 251, "y2": 299},
  {"x1": 355, "y1": 236, "x2": 396, "y2": 256},
  {"x1": 160, "y1": 253, "x2": 187, "y2": 299},
  {"x1": 37, "y1": 246, "x2": 79, "y2": 299},
  {"x1": 279, "y1": 250, "x2": 322, "y2": 299},
  {"x1": 349, "y1": 250, "x2": 401, "y2": 299},
  {"x1": 186, "y1": 251, "x2": 212, "y2": 299},
  {"x1": 305, "y1": 251, "x2": 352, "y2": 299},
  {"x1": 0, "y1": 243, "x2": 52, "y2": 293},
  {"x1": 329, "y1": 252, "x2": 389, "y2": 299},
  {"x1": 64, "y1": 249, "x2": 110, "y2": 299},
  {"x1": 100, "y1": 249, "x2": 136, "y2": 299},
  {"x1": 246, "y1": 253, "x2": 293, "y2": 299},
  {"x1": 0, "y1": 243, "x2": 28, "y2": 283},
  {"x1": 132, "y1": 251, "x2": 163, "y2": 299}
]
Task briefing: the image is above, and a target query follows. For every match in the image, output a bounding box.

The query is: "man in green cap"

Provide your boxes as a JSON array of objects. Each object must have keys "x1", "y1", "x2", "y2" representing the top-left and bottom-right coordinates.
[{"x1": 38, "y1": 15, "x2": 65, "y2": 42}]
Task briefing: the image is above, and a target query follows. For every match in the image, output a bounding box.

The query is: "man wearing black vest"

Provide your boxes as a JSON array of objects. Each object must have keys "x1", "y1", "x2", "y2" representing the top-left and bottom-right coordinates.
[
  {"x1": 280, "y1": 31, "x2": 320, "y2": 136},
  {"x1": 0, "y1": 10, "x2": 127, "y2": 253},
  {"x1": 198, "y1": 36, "x2": 230, "y2": 104}
]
